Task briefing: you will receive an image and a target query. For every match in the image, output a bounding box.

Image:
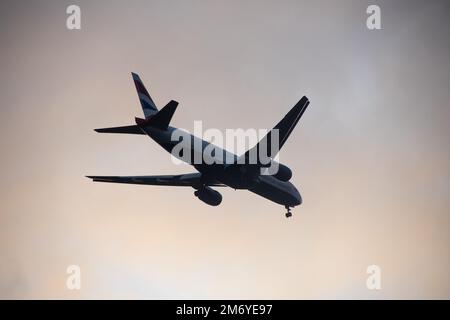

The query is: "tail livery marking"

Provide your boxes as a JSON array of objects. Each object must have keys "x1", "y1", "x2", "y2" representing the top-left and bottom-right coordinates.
[{"x1": 132, "y1": 72, "x2": 158, "y2": 118}]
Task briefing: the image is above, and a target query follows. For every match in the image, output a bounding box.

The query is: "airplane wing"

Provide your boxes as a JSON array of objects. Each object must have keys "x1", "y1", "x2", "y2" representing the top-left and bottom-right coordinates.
[
  {"x1": 86, "y1": 173, "x2": 226, "y2": 187},
  {"x1": 238, "y1": 96, "x2": 310, "y2": 164}
]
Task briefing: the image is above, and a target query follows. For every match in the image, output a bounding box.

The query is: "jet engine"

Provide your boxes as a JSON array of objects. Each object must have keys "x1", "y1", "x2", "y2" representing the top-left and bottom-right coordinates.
[
  {"x1": 194, "y1": 186, "x2": 222, "y2": 206},
  {"x1": 273, "y1": 164, "x2": 292, "y2": 182}
]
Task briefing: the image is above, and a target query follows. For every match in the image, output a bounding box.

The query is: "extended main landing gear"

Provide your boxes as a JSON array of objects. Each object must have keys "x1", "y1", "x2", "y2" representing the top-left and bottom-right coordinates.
[{"x1": 285, "y1": 206, "x2": 292, "y2": 218}]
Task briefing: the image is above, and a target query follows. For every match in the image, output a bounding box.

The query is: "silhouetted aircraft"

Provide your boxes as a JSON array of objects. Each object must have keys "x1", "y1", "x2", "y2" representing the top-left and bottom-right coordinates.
[{"x1": 87, "y1": 73, "x2": 310, "y2": 218}]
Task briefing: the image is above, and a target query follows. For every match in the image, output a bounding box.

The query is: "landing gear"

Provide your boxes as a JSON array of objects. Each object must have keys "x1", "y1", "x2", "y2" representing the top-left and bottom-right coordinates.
[{"x1": 285, "y1": 206, "x2": 292, "y2": 218}]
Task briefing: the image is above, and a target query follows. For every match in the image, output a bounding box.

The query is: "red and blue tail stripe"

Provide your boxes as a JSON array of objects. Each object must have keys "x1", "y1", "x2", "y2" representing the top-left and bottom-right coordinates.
[{"x1": 132, "y1": 72, "x2": 158, "y2": 118}]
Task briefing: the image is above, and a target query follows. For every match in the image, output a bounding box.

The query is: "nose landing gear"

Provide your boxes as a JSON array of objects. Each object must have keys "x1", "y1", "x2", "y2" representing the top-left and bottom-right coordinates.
[{"x1": 285, "y1": 206, "x2": 292, "y2": 218}]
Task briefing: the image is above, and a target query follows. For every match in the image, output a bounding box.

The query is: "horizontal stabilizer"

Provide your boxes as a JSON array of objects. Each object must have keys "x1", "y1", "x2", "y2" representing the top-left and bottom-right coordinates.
[
  {"x1": 94, "y1": 125, "x2": 144, "y2": 134},
  {"x1": 136, "y1": 100, "x2": 178, "y2": 130}
]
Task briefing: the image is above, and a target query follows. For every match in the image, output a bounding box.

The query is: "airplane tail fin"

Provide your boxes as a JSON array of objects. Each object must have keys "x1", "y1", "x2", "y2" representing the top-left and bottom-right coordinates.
[
  {"x1": 132, "y1": 72, "x2": 158, "y2": 118},
  {"x1": 94, "y1": 74, "x2": 177, "y2": 134}
]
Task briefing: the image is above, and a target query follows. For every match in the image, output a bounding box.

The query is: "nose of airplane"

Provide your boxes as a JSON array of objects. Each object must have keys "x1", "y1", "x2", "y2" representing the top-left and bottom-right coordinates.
[
  {"x1": 294, "y1": 189, "x2": 302, "y2": 206},
  {"x1": 290, "y1": 184, "x2": 302, "y2": 206}
]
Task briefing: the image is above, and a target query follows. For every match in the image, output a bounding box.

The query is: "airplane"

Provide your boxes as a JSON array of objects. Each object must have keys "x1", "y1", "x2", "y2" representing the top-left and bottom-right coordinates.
[{"x1": 87, "y1": 73, "x2": 310, "y2": 218}]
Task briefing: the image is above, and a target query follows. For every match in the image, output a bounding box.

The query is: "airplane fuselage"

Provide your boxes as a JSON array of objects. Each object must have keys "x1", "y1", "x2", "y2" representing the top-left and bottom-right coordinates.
[{"x1": 142, "y1": 125, "x2": 302, "y2": 208}]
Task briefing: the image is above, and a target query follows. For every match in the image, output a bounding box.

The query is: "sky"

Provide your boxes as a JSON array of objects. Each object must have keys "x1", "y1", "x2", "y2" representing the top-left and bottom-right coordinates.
[{"x1": 0, "y1": 0, "x2": 449, "y2": 299}]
